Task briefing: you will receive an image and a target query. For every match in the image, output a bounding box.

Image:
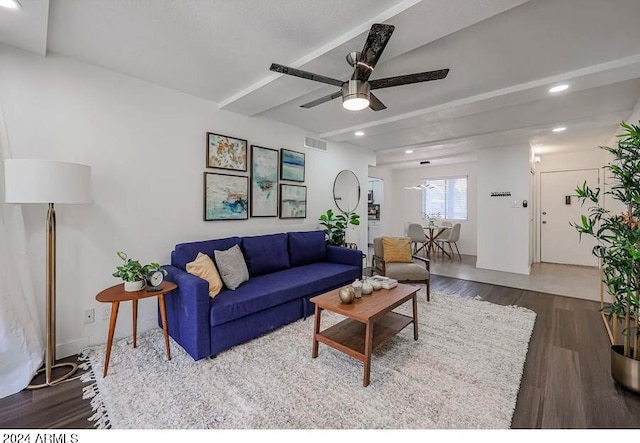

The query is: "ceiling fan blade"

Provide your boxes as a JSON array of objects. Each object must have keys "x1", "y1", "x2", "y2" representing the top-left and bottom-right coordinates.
[
  {"x1": 352, "y1": 23, "x2": 395, "y2": 82},
  {"x1": 270, "y1": 63, "x2": 344, "y2": 88},
  {"x1": 300, "y1": 90, "x2": 343, "y2": 109},
  {"x1": 369, "y1": 69, "x2": 449, "y2": 90},
  {"x1": 368, "y1": 92, "x2": 387, "y2": 111}
]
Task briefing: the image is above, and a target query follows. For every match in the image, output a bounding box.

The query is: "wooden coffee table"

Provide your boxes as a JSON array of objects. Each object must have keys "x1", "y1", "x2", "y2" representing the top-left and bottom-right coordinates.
[{"x1": 310, "y1": 283, "x2": 419, "y2": 387}]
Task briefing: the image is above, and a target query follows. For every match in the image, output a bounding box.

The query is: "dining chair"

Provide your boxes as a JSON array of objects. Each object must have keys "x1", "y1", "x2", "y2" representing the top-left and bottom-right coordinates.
[
  {"x1": 434, "y1": 221, "x2": 452, "y2": 257},
  {"x1": 407, "y1": 223, "x2": 428, "y2": 257},
  {"x1": 404, "y1": 221, "x2": 416, "y2": 236},
  {"x1": 440, "y1": 223, "x2": 462, "y2": 261}
]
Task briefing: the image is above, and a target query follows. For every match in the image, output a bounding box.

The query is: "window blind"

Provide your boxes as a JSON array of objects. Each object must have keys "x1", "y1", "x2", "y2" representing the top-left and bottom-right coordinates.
[{"x1": 422, "y1": 176, "x2": 467, "y2": 220}]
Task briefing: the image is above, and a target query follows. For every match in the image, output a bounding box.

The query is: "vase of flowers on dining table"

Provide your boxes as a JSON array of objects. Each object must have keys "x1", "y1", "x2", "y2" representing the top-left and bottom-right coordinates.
[{"x1": 423, "y1": 211, "x2": 442, "y2": 228}]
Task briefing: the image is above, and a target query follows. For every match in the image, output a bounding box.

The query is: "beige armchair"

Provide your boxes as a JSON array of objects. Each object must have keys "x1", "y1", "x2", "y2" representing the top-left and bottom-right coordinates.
[{"x1": 372, "y1": 237, "x2": 431, "y2": 301}]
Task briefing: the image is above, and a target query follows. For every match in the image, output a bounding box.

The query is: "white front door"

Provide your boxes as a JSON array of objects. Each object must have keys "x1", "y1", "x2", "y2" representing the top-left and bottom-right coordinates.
[{"x1": 540, "y1": 169, "x2": 599, "y2": 266}]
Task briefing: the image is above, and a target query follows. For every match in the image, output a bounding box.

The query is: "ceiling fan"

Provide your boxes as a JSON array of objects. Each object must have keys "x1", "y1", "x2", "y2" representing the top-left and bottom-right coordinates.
[{"x1": 270, "y1": 23, "x2": 450, "y2": 112}]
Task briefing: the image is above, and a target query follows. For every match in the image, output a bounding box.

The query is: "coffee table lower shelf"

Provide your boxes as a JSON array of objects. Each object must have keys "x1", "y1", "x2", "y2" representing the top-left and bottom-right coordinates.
[{"x1": 315, "y1": 312, "x2": 413, "y2": 362}]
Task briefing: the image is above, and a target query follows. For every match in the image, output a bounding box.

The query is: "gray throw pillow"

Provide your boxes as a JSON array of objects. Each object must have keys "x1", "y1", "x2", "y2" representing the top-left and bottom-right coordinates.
[{"x1": 214, "y1": 244, "x2": 249, "y2": 290}]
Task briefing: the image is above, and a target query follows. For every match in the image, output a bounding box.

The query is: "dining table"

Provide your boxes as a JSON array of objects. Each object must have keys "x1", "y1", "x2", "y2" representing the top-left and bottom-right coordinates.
[{"x1": 422, "y1": 224, "x2": 452, "y2": 259}]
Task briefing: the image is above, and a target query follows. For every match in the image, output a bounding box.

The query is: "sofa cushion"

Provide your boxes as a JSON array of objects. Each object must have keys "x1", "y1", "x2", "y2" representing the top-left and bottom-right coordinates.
[
  {"x1": 242, "y1": 233, "x2": 290, "y2": 277},
  {"x1": 186, "y1": 252, "x2": 223, "y2": 298},
  {"x1": 209, "y1": 262, "x2": 361, "y2": 327},
  {"x1": 214, "y1": 244, "x2": 249, "y2": 290},
  {"x1": 288, "y1": 230, "x2": 327, "y2": 267},
  {"x1": 172, "y1": 237, "x2": 242, "y2": 271}
]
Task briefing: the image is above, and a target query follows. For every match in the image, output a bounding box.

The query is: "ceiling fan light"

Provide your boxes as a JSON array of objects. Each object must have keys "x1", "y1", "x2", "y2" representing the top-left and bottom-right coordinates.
[
  {"x1": 342, "y1": 79, "x2": 370, "y2": 111},
  {"x1": 343, "y1": 97, "x2": 369, "y2": 111}
]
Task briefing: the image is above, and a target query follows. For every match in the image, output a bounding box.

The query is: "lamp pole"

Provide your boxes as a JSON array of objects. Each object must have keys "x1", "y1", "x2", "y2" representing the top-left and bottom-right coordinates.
[{"x1": 28, "y1": 202, "x2": 78, "y2": 388}]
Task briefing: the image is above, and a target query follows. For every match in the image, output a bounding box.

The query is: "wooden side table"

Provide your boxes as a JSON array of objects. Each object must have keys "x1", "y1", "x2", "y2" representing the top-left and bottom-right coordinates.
[{"x1": 95, "y1": 280, "x2": 177, "y2": 377}]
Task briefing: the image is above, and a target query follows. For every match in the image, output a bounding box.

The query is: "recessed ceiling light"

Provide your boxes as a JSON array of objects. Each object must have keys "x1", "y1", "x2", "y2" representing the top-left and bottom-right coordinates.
[
  {"x1": 552, "y1": 126, "x2": 567, "y2": 132},
  {"x1": 405, "y1": 149, "x2": 414, "y2": 154},
  {"x1": 549, "y1": 84, "x2": 569, "y2": 93},
  {"x1": 354, "y1": 131, "x2": 365, "y2": 136},
  {"x1": 0, "y1": 0, "x2": 21, "y2": 9}
]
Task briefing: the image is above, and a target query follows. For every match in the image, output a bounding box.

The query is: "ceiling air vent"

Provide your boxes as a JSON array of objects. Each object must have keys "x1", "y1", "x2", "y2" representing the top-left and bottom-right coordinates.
[{"x1": 304, "y1": 136, "x2": 327, "y2": 152}]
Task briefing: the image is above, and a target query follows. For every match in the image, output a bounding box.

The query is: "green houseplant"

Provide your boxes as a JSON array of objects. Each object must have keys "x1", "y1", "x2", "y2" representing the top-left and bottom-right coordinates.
[
  {"x1": 113, "y1": 251, "x2": 167, "y2": 292},
  {"x1": 572, "y1": 120, "x2": 640, "y2": 393},
  {"x1": 319, "y1": 208, "x2": 360, "y2": 246}
]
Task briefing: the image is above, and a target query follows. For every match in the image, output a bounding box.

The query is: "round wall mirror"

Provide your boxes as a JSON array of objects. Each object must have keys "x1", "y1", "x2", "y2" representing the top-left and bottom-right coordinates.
[{"x1": 333, "y1": 170, "x2": 361, "y2": 213}]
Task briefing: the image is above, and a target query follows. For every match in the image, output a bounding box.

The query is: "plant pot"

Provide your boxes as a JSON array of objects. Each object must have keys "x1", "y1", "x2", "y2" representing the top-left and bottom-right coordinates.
[
  {"x1": 124, "y1": 280, "x2": 145, "y2": 292},
  {"x1": 611, "y1": 345, "x2": 640, "y2": 394}
]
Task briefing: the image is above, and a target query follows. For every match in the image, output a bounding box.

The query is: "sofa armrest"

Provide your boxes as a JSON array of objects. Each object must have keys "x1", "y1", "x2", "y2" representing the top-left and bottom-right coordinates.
[
  {"x1": 161, "y1": 265, "x2": 211, "y2": 360},
  {"x1": 326, "y1": 245, "x2": 363, "y2": 275}
]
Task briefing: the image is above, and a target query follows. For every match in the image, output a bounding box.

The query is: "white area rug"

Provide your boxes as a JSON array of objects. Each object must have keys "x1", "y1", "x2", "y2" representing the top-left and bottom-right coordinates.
[{"x1": 80, "y1": 288, "x2": 536, "y2": 429}]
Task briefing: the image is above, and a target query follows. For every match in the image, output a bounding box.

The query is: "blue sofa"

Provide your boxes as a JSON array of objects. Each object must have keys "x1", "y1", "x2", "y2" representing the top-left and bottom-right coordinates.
[{"x1": 161, "y1": 230, "x2": 363, "y2": 361}]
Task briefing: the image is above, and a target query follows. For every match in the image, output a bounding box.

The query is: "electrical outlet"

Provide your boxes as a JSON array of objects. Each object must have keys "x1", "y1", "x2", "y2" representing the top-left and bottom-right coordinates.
[
  {"x1": 101, "y1": 304, "x2": 111, "y2": 321},
  {"x1": 83, "y1": 308, "x2": 95, "y2": 324}
]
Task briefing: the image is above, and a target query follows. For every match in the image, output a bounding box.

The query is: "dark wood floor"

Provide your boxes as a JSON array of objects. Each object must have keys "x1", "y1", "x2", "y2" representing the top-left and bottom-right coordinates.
[{"x1": 1, "y1": 275, "x2": 639, "y2": 429}]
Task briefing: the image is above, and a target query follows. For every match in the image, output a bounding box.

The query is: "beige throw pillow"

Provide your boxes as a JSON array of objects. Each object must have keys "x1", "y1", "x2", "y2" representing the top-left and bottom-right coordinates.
[
  {"x1": 214, "y1": 244, "x2": 250, "y2": 290},
  {"x1": 382, "y1": 237, "x2": 413, "y2": 263},
  {"x1": 186, "y1": 252, "x2": 223, "y2": 298}
]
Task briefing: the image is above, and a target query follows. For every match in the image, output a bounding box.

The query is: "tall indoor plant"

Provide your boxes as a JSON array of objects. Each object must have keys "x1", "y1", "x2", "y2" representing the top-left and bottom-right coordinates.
[
  {"x1": 319, "y1": 208, "x2": 360, "y2": 246},
  {"x1": 572, "y1": 121, "x2": 640, "y2": 393}
]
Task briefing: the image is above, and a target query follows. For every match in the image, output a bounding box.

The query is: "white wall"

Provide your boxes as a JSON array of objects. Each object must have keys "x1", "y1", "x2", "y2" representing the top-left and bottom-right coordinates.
[
  {"x1": 0, "y1": 45, "x2": 373, "y2": 357},
  {"x1": 379, "y1": 163, "x2": 478, "y2": 256},
  {"x1": 477, "y1": 144, "x2": 531, "y2": 274}
]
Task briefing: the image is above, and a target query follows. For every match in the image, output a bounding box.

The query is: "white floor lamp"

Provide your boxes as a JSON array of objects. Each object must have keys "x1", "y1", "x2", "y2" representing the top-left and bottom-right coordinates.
[{"x1": 4, "y1": 159, "x2": 92, "y2": 388}]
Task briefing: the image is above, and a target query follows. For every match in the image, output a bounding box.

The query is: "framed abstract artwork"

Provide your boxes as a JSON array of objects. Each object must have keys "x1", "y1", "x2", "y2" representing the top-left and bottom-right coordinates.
[
  {"x1": 203, "y1": 172, "x2": 248, "y2": 221},
  {"x1": 250, "y1": 145, "x2": 279, "y2": 217},
  {"x1": 206, "y1": 132, "x2": 248, "y2": 171},
  {"x1": 280, "y1": 148, "x2": 305, "y2": 182},
  {"x1": 279, "y1": 184, "x2": 307, "y2": 219}
]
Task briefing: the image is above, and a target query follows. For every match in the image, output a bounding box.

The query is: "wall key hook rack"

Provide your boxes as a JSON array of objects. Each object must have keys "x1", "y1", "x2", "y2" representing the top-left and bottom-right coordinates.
[{"x1": 490, "y1": 192, "x2": 512, "y2": 197}]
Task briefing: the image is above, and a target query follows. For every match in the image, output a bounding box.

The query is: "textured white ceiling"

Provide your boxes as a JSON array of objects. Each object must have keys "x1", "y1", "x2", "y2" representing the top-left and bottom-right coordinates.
[{"x1": 1, "y1": 0, "x2": 639, "y2": 167}]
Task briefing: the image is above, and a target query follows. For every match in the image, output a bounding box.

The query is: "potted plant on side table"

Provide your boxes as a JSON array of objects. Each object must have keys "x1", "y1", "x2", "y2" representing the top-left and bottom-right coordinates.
[
  {"x1": 572, "y1": 120, "x2": 640, "y2": 393},
  {"x1": 112, "y1": 251, "x2": 167, "y2": 292}
]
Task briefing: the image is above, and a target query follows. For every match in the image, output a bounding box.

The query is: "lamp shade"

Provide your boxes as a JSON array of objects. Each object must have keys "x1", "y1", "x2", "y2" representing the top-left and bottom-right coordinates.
[{"x1": 4, "y1": 159, "x2": 92, "y2": 204}]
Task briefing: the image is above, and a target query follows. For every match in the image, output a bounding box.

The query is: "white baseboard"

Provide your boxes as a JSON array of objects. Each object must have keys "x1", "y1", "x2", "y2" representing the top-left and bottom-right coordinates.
[
  {"x1": 57, "y1": 318, "x2": 160, "y2": 358},
  {"x1": 57, "y1": 337, "x2": 89, "y2": 359}
]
